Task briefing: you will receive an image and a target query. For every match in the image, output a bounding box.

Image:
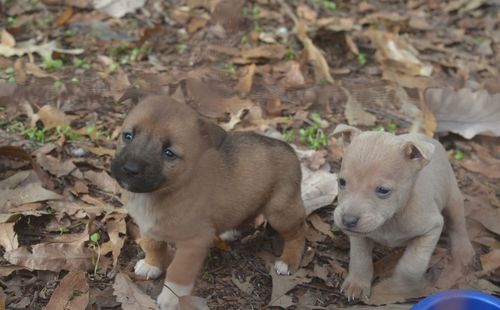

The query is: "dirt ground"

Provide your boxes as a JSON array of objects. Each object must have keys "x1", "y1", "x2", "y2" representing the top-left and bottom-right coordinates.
[{"x1": 0, "y1": 0, "x2": 499, "y2": 309}]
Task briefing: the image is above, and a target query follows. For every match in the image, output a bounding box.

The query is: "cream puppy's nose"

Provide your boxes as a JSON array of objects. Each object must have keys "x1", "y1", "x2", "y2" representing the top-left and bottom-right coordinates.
[{"x1": 342, "y1": 214, "x2": 359, "y2": 228}]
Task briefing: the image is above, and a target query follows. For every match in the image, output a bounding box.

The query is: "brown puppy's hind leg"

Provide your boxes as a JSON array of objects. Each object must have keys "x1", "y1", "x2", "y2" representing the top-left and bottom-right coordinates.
[
  {"x1": 265, "y1": 194, "x2": 306, "y2": 274},
  {"x1": 445, "y1": 185, "x2": 475, "y2": 268},
  {"x1": 135, "y1": 234, "x2": 169, "y2": 280}
]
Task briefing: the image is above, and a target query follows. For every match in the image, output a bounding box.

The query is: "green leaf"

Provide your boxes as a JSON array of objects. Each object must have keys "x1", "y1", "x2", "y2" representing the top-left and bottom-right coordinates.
[
  {"x1": 454, "y1": 149, "x2": 464, "y2": 161},
  {"x1": 90, "y1": 232, "x2": 101, "y2": 243}
]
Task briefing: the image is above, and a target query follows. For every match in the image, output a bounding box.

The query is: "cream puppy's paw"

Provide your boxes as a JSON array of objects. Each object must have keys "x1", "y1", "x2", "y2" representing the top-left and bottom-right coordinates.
[
  {"x1": 274, "y1": 260, "x2": 291, "y2": 275},
  {"x1": 134, "y1": 259, "x2": 163, "y2": 280},
  {"x1": 219, "y1": 229, "x2": 241, "y2": 241},
  {"x1": 157, "y1": 281, "x2": 193, "y2": 310},
  {"x1": 341, "y1": 274, "x2": 371, "y2": 301}
]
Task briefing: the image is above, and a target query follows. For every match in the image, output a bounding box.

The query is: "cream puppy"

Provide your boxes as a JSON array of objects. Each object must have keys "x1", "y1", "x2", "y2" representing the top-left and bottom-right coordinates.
[{"x1": 332, "y1": 124, "x2": 474, "y2": 301}]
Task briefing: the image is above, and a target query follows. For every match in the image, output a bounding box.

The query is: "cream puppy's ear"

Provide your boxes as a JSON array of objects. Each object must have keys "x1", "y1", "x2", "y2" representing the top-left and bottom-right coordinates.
[
  {"x1": 401, "y1": 140, "x2": 435, "y2": 168},
  {"x1": 331, "y1": 124, "x2": 362, "y2": 146}
]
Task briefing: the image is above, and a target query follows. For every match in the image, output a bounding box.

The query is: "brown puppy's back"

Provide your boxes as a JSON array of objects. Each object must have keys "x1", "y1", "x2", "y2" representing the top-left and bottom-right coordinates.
[{"x1": 198, "y1": 131, "x2": 303, "y2": 233}]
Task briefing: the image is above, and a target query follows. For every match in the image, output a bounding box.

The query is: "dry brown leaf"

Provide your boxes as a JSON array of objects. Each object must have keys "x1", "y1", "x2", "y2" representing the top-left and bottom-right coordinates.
[
  {"x1": 0, "y1": 170, "x2": 62, "y2": 212},
  {"x1": 83, "y1": 170, "x2": 119, "y2": 194},
  {"x1": 0, "y1": 223, "x2": 18, "y2": 252},
  {"x1": 0, "y1": 29, "x2": 15, "y2": 47},
  {"x1": 0, "y1": 265, "x2": 23, "y2": 277},
  {"x1": 42, "y1": 270, "x2": 89, "y2": 310},
  {"x1": 313, "y1": 264, "x2": 329, "y2": 282},
  {"x1": 0, "y1": 40, "x2": 83, "y2": 60},
  {"x1": 269, "y1": 269, "x2": 309, "y2": 307},
  {"x1": 100, "y1": 214, "x2": 126, "y2": 268},
  {"x1": 296, "y1": 21, "x2": 334, "y2": 84},
  {"x1": 300, "y1": 163, "x2": 337, "y2": 216},
  {"x1": 0, "y1": 289, "x2": 5, "y2": 310},
  {"x1": 480, "y1": 249, "x2": 500, "y2": 273},
  {"x1": 424, "y1": 87, "x2": 500, "y2": 139},
  {"x1": 370, "y1": 31, "x2": 433, "y2": 77},
  {"x1": 25, "y1": 62, "x2": 51, "y2": 78},
  {"x1": 328, "y1": 259, "x2": 347, "y2": 278},
  {"x1": 281, "y1": 61, "x2": 305, "y2": 89},
  {"x1": 234, "y1": 63, "x2": 256, "y2": 96},
  {"x1": 93, "y1": 0, "x2": 146, "y2": 18},
  {"x1": 4, "y1": 242, "x2": 94, "y2": 272},
  {"x1": 342, "y1": 86, "x2": 377, "y2": 126},
  {"x1": 53, "y1": 7, "x2": 74, "y2": 27},
  {"x1": 36, "y1": 105, "x2": 76, "y2": 129},
  {"x1": 113, "y1": 272, "x2": 158, "y2": 310},
  {"x1": 296, "y1": 4, "x2": 317, "y2": 22},
  {"x1": 13, "y1": 59, "x2": 27, "y2": 84},
  {"x1": 86, "y1": 146, "x2": 115, "y2": 157},
  {"x1": 374, "y1": 249, "x2": 404, "y2": 278},
  {"x1": 308, "y1": 213, "x2": 334, "y2": 239},
  {"x1": 178, "y1": 296, "x2": 210, "y2": 310},
  {"x1": 240, "y1": 45, "x2": 287, "y2": 60},
  {"x1": 36, "y1": 154, "x2": 82, "y2": 178},
  {"x1": 231, "y1": 274, "x2": 253, "y2": 295},
  {"x1": 469, "y1": 207, "x2": 500, "y2": 235}
]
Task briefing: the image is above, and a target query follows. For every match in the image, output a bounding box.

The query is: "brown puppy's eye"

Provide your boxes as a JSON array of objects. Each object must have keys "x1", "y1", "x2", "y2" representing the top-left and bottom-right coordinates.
[
  {"x1": 122, "y1": 132, "x2": 133, "y2": 142},
  {"x1": 375, "y1": 186, "x2": 392, "y2": 198},
  {"x1": 338, "y1": 177, "x2": 346, "y2": 189},
  {"x1": 163, "y1": 148, "x2": 177, "y2": 160}
]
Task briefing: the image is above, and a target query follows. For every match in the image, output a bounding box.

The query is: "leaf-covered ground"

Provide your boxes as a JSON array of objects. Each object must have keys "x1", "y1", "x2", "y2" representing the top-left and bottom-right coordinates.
[{"x1": 0, "y1": 0, "x2": 499, "y2": 309}]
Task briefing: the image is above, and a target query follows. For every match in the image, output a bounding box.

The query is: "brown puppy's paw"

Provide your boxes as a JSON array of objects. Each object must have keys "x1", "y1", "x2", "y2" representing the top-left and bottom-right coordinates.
[
  {"x1": 341, "y1": 274, "x2": 371, "y2": 301},
  {"x1": 134, "y1": 259, "x2": 163, "y2": 280},
  {"x1": 274, "y1": 260, "x2": 291, "y2": 275}
]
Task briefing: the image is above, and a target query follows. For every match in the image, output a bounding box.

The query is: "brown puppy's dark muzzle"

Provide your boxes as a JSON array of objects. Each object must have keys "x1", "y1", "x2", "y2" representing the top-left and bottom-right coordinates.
[{"x1": 111, "y1": 155, "x2": 165, "y2": 193}]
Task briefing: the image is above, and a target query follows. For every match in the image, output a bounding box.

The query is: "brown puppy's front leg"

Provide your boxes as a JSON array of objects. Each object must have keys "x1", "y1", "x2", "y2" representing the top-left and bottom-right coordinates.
[
  {"x1": 157, "y1": 238, "x2": 210, "y2": 310},
  {"x1": 371, "y1": 223, "x2": 443, "y2": 302},
  {"x1": 134, "y1": 234, "x2": 168, "y2": 280},
  {"x1": 342, "y1": 236, "x2": 374, "y2": 301}
]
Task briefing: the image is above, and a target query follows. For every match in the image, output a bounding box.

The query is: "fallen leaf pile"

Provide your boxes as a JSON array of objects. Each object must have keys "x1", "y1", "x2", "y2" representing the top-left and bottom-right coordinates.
[{"x1": 0, "y1": 0, "x2": 499, "y2": 309}]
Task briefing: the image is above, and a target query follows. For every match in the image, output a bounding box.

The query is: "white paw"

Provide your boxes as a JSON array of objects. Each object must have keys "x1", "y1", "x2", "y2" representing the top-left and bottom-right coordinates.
[
  {"x1": 274, "y1": 260, "x2": 291, "y2": 275},
  {"x1": 157, "y1": 281, "x2": 193, "y2": 310},
  {"x1": 219, "y1": 229, "x2": 241, "y2": 242},
  {"x1": 134, "y1": 259, "x2": 163, "y2": 280}
]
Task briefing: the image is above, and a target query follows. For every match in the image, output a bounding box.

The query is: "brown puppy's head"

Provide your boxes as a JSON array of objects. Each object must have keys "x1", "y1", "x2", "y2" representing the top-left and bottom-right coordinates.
[
  {"x1": 111, "y1": 96, "x2": 226, "y2": 193},
  {"x1": 331, "y1": 124, "x2": 435, "y2": 235}
]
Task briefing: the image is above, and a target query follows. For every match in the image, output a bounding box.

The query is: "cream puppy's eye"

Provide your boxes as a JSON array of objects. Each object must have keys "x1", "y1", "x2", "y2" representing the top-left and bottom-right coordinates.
[
  {"x1": 338, "y1": 177, "x2": 346, "y2": 189},
  {"x1": 375, "y1": 186, "x2": 392, "y2": 198}
]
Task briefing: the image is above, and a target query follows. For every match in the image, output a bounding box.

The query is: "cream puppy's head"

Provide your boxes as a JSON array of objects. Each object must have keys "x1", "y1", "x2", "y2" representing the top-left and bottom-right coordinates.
[{"x1": 332, "y1": 125, "x2": 435, "y2": 235}]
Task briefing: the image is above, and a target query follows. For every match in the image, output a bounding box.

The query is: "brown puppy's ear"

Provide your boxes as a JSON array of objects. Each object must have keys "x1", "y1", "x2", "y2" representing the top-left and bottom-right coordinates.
[
  {"x1": 198, "y1": 119, "x2": 226, "y2": 149},
  {"x1": 331, "y1": 124, "x2": 362, "y2": 146},
  {"x1": 401, "y1": 140, "x2": 435, "y2": 168},
  {"x1": 117, "y1": 87, "x2": 150, "y2": 104}
]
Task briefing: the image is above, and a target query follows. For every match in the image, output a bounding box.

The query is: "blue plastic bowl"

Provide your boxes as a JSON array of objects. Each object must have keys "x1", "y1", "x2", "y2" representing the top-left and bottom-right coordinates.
[{"x1": 411, "y1": 290, "x2": 500, "y2": 310}]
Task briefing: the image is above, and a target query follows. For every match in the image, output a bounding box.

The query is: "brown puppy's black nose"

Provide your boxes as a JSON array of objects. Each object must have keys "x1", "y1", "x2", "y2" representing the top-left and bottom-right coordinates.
[
  {"x1": 342, "y1": 214, "x2": 359, "y2": 228},
  {"x1": 122, "y1": 161, "x2": 141, "y2": 176}
]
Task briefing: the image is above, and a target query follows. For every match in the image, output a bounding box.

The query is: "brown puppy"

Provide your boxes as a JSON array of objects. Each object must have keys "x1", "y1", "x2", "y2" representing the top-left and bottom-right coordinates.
[
  {"x1": 332, "y1": 124, "x2": 474, "y2": 302},
  {"x1": 111, "y1": 96, "x2": 305, "y2": 309}
]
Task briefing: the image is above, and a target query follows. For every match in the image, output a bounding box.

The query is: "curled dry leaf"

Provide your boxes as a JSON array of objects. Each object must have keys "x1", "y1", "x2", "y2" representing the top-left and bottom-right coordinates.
[
  {"x1": 0, "y1": 29, "x2": 15, "y2": 47},
  {"x1": 480, "y1": 249, "x2": 500, "y2": 273},
  {"x1": 231, "y1": 273, "x2": 254, "y2": 295},
  {"x1": 424, "y1": 87, "x2": 500, "y2": 139},
  {"x1": 0, "y1": 40, "x2": 83, "y2": 60},
  {"x1": 301, "y1": 166, "x2": 338, "y2": 216},
  {"x1": 36, "y1": 105, "x2": 77, "y2": 129},
  {"x1": 0, "y1": 223, "x2": 18, "y2": 252},
  {"x1": 234, "y1": 63, "x2": 256, "y2": 96},
  {"x1": 36, "y1": 154, "x2": 82, "y2": 178},
  {"x1": 113, "y1": 272, "x2": 158, "y2": 310},
  {"x1": 42, "y1": 270, "x2": 89, "y2": 310},
  {"x1": 370, "y1": 31, "x2": 433, "y2": 77},
  {"x1": 4, "y1": 242, "x2": 94, "y2": 272},
  {"x1": 308, "y1": 213, "x2": 334, "y2": 239}
]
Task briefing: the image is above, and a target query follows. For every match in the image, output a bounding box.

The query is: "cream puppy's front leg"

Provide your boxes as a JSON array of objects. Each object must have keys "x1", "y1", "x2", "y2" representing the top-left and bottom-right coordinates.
[
  {"x1": 157, "y1": 239, "x2": 209, "y2": 310},
  {"x1": 371, "y1": 221, "x2": 443, "y2": 302},
  {"x1": 342, "y1": 236, "x2": 374, "y2": 301}
]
